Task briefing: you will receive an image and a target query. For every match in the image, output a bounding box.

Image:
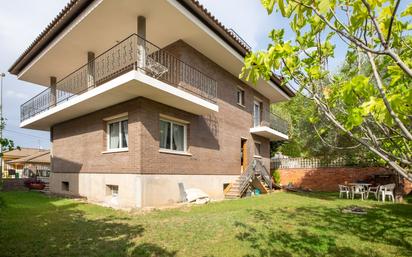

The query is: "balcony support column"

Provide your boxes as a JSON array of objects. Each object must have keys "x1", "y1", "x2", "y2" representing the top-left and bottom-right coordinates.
[
  {"x1": 137, "y1": 16, "x2": 146, "y2": 72},
  {"x1": 87, "y1": 51, "x2": 95, "y2": 89},
  {"x1": 50, "y1": 76, "x2": 57, "y2": 107}
]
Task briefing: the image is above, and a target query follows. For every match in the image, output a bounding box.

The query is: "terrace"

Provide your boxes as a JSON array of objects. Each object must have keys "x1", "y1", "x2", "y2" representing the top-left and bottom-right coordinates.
[{"x1": 20, "y1": 34, "x2": 218, "y2": 130}]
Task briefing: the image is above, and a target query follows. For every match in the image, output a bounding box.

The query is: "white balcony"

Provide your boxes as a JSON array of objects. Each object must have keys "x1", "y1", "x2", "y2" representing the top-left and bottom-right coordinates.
[
  {"x1": 20, "y1": 34, "x2": 218, "y2": 131},
  {"x1": 250, "y1": 112, "x2": 289, "y2": 141}
]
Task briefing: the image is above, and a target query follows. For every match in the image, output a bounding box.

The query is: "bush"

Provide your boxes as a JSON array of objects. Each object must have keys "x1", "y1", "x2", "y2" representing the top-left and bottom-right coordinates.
[{"x1": 272, "y1": 170, "x2": 281, "y2": 185}]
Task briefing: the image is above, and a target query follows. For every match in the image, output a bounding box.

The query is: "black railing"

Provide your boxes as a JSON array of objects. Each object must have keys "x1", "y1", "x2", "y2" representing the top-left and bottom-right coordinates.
[
  {"x1": 256, "y1": 111, "x2": 289, "y2": 135},
  {"x1": 20, "y1": 34, "x2": 218, "y2": 122}
]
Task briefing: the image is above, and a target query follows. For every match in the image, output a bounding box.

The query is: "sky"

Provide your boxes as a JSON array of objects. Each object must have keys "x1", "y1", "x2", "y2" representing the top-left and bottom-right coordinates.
[{"x1": 0, "y1": 0, "x2": 347, "y2": 150}]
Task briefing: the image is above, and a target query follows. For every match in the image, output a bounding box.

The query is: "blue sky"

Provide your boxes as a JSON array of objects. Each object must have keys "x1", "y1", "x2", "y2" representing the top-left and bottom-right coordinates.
[{"x1": 0, "y1": 0, "x2": 347, "y2": 149}]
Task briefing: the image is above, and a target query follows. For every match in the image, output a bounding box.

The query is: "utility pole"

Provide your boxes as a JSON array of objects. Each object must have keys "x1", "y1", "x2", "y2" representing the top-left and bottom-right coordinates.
[{"x1": 0, "y1": 72, "x2": 5, "y2": 178}]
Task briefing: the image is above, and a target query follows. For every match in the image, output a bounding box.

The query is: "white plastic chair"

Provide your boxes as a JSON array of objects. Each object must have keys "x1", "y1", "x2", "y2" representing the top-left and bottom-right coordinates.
[
  {"x1": 338, "y1": 185, "x2": 350, "y2": 199},
  {"x1": 379, "y1": 183, "x2": 395, "y2": 202},
  {"x1": 351, "y1": 185, "x2": 366, "y2": 200},
  {"x1": 367, "y1": 185, "x2": 380, "y2": 200}
]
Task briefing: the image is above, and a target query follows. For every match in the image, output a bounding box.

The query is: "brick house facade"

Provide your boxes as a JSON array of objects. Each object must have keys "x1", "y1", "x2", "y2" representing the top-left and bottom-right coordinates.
[{"x1": 10, "y1": 0, "x2": 293, "y2": 208}]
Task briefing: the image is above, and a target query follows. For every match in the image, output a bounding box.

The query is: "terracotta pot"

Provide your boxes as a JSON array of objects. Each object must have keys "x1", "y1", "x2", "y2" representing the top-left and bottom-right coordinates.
[{"x1": 29, "y1": 183, "x2": 45, "y2": 190}]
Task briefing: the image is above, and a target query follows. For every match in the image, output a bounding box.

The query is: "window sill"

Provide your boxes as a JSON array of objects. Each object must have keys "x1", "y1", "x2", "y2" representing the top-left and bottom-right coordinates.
[
  {"x1": 254, "y1": 155, "x2": 262, "y2": 159},
  {"x1": 102, "y1": 148, "x2": 129, "y2": 154},
  {"x1": 159, "y1": 149, "x2": 192, "y2": 156},
  {"x1": 237, "y1": 103, "x2": 246, "y2": 108}
]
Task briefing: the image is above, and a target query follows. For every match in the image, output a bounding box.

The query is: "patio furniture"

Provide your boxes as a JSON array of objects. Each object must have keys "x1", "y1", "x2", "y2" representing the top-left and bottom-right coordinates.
[
  {"x1": 379, "y1": 183, "x2": 395, "y2": 202},
  {"x1": 350, "y1": 184, "x2": 367, "y2": 200},
  {"x1": 366, "y1": 184, "x2": 380, "y2": 200},
  {"x1": 338, "y1": 185, "x2": 350, "y2": 199}
]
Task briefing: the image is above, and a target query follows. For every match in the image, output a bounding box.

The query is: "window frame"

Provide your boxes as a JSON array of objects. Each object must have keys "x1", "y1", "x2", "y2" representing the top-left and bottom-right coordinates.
[
  {"x1": 253, "y1": 100, "x2": 262, "y2": 127},
  {"x1": 106, "y1": 116, "x2": 129, "y2": 152},
  {"x1": 159, "y1": 118, "x2": 188, "y2": 153},
  {"x1": 236, "y1": 87, "x2": 245, "y2": 107},
  {"x1": 254, "y1": 141, "x2": 262, "y2": 158}
]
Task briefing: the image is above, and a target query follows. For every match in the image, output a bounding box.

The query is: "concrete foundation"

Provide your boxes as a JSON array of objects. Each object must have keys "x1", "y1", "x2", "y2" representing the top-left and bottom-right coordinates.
[{"x1": 50, "y1": 172, "x2": 238, "y2": 208}]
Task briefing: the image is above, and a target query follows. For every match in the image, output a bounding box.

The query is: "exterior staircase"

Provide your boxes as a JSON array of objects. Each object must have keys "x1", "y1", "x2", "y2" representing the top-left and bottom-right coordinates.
[{"x1": 224, "y1": 159, "x2": 272, "y2": 199}]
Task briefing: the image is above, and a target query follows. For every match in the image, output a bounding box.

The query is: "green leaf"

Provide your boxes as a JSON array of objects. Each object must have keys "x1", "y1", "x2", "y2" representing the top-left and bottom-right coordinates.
[{"x1": 318, "y1": 0, "x2": 330, "y2": 15}]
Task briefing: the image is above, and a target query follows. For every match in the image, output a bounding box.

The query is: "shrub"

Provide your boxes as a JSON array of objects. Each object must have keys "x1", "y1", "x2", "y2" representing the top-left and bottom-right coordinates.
[{"x1": 272, "y1": 170, "x2": 281, "y2": 185}]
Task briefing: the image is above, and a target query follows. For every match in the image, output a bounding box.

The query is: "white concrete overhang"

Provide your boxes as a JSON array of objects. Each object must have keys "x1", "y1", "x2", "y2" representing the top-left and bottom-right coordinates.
[
  {"x1": 250, "y1": 126, "x2": 289, "y2": 141},
  {"x1": 20, "y1": 70, "x2": 218, "y2": 131},
  {"x1": 17, "y1": 0, "x2": 289, "y2": 104}
]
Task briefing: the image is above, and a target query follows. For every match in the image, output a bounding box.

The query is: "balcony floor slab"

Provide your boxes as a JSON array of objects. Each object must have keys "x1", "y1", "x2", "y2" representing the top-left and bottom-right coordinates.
[
  {"x1": 20, "y1": 70, "x2": 219, "y2": 131},
  {"x1": 250, "y1": 126, "x2": 288, "y2": 141}
]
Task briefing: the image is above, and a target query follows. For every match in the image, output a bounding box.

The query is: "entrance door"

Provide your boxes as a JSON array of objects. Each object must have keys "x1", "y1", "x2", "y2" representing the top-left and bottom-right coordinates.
[{"x1": 241, "y1": 138, "x2": 247, "y2": 173}]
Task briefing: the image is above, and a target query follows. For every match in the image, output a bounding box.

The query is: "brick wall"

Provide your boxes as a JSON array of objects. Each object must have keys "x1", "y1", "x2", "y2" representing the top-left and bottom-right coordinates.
[
  {"x1": 51, "y1": 39, "x2": 272, "y2": 176},
  {"x1": 278, "y1": 167, "x2": 393, "y2": 192}
]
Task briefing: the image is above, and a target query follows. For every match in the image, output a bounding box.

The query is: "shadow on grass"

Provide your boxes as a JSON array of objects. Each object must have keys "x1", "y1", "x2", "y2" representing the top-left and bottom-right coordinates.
[
  {"x1": 0, "y1": 192, "x2": 177, "y2": 257},
  {"x1": 235, "y1": 196, "x2": 412, "y2": 257}
]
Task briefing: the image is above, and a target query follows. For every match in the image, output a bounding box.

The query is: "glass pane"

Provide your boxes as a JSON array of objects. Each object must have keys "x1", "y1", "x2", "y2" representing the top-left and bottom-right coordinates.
[
  {"x1": 254, "y1": 103, "x2": 260, "y2": 126},
  {"x1": 160, "y1": 120, "x2": 171, "y2": 149},
  {"x1": 121, "y1": 120, "x2": 128, "y2": 148},
  {"x1": 109, "y1": 122, "x2": 120, "y2": 149},
  {"x1": 172, "y1": 124, "x2": 184, "y2": 151}
]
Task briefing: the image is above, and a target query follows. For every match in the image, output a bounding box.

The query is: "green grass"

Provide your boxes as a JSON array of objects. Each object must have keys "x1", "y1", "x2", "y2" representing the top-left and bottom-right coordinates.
[{"x1": 0, "y1": 192, "x2": 411, "y2": 257}]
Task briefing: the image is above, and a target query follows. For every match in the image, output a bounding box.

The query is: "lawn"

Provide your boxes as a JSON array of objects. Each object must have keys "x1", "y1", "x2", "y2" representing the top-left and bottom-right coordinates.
[{"x1": 0, "y1": 192, "x2": 411, "y2": 257}]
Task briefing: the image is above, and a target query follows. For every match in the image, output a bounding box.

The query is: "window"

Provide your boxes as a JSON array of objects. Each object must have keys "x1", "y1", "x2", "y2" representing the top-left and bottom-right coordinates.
[
  {"x1": 107, "y1": 118, "x2": 128, "y2": 150},
  {"x1": 253, "y1": 100, "x2": 261, "y2": 127},
  {"x1": 254, "y1": 142, "x2": 261, "y2": 157},
  {"x1": 106, "y1": 185, "x2": 119, "y2": 197},
  {"x1": 62, "y1": 181, "x2": 69, "y2": 191},
  {"x1": 160, "y1": 119, "x2": 187, "y2": 152},
  {"x1": 237, "y1": 88, "x2": 245, "y2": 106}
]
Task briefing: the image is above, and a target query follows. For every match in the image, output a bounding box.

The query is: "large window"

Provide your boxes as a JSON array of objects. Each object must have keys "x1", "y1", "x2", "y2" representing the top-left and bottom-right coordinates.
[
  {"x1": 160, "y1": 119, "x2": 187, "y2": 152},
  {"x1": 107, "y1": 118, "x2": 128, "y2": 150}
]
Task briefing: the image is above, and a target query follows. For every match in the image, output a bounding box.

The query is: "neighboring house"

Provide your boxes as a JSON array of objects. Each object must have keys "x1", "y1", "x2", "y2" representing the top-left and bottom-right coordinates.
[
  {"x1": 9, "y1": 0, "x2": 294, "y2": 208},
  {"x1": 2, "y1": 148, "x2": 50, "y2": 178}
]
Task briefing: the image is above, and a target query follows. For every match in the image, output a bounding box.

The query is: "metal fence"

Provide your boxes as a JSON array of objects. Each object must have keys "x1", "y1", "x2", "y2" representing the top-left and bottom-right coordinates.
[{"x1": 21, "y1": 34, "x2": 218, "y2": 122}]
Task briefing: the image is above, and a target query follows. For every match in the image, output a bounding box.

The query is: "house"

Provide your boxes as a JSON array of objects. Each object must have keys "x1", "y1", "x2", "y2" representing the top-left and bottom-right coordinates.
[
  {"x1": 9, "y1": 0, "x2": 294, "y2": 208},
  {"x1": 2, "y1": 148, "x2": 50, "y2": 178}
]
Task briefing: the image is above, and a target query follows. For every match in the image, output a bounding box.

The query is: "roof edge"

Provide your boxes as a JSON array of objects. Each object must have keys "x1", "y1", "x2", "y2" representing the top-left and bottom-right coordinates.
[{"x1": 8, "y1": 0, "x2": 295, "y2": 97}]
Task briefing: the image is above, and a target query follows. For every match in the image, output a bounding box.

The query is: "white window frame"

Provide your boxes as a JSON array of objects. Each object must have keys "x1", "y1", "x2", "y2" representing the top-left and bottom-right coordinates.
[
  {"x1": 159, "y1": 118, "x2": 188, "y2": 153},
  {"x1": 106, "y1": 116, "x2": 128, "y2": 152},
  {"x1": 237, "y1": 87, "x2": 245, "y2": 106}
]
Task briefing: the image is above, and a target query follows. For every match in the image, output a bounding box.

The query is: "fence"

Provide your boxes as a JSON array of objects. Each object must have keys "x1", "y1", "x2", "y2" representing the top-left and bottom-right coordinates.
[{"x1": 271, "y1": 157, "x2": 380, "y2": 169}]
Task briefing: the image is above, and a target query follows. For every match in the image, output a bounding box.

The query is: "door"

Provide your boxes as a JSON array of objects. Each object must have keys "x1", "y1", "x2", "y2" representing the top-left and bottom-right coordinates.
[
  {"x1": 241, "y1": 138, "x2": 247, "y2": 173},
  {"x1": 253, "y1": 100, "x2": 261, "y2": 127}
]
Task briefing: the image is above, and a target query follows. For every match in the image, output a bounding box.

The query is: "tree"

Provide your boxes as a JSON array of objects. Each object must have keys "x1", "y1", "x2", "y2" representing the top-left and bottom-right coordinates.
[
  {"x1": 271, "y1": 94, "x2": 382, "y2": 166},
  {"x1": 241, "y1": 0, "x2": 412, "y2": 180},
  {"x1": 0, "y1": 118, "x2": 17, "y2": 156}
]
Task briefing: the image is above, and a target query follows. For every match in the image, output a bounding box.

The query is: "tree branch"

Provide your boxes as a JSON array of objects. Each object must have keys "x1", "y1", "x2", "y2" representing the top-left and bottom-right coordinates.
[
  {"x1": 386, "y1": 0, "x2": 401, "y2": 44},
  {"x1": 366, "y1": 52, "x2": 412, "y2": 140}
]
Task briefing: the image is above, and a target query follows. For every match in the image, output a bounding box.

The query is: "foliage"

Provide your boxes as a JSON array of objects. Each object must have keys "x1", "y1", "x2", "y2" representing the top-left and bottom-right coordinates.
[
  {"x1": 0, "y1": 118, "x2": 17, "y2": 157},
  {"x1": 241, "y1": 0, "x2": 412, "y2": 180},
  {"x1": 271, "y1": 94, "x2": 383, "y2": 166},
  {"x1": 272, "y1": 169, "x2": 281, "y2": 184},
  {"x1": 0, "y1": 191, "x2": 411, "y2": 256}
]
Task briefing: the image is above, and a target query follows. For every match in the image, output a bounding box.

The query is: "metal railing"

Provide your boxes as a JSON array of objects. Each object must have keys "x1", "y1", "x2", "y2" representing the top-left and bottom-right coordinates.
[
  {"x1": 20, "y1": 34, "x2": 218, "y2": 122},
  {"x1": 256, "y1": 111, "x2": 289, "y2": 135},
  {"x1": 238, "y1": 159, "x2": 272, "y2": 197}
]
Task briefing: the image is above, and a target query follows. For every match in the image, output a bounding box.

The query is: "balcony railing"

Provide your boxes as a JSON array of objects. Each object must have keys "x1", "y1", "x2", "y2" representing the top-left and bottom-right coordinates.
[
  {"x1": 258, "y1": 111, "x2": 289, "y2": 135},
  {"x1": 20, "y1": 34, "x2": 218, "y2": 122}
]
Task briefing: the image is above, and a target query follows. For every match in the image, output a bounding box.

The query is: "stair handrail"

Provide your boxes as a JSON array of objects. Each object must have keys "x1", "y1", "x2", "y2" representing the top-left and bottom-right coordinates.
[
  {"x1": 255, "y1": 160, "x2": 273, "y2": 190},
  {"x1": 238, "y1": 161, "x2": 256, "y2": 196}
]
